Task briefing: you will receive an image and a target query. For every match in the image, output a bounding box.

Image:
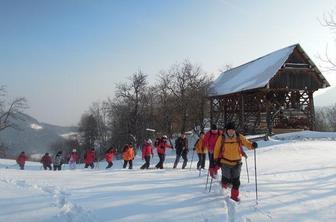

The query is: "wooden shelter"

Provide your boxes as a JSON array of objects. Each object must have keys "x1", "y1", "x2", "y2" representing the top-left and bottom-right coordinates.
[{"x1": 208, "y1": 44, "x2": 330, "y2": 135}]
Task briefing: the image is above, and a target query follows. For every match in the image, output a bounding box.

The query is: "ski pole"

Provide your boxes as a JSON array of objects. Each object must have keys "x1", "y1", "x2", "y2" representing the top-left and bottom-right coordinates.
[
  {"x1": 254, "y1": 148, "x2": 258, "y2": 205},
  {"x1": 189, "y1": 150, "x2": 195, "y2": 170},
  {"x1": 205, "y1": 170, "x2": 209, "y2": 190},
  {"x1": 245, "y1": 157, "x2": 250, "y2": 183},
  {"x1": 209, "y1": 177, "x2": 213, "y2": 192}
]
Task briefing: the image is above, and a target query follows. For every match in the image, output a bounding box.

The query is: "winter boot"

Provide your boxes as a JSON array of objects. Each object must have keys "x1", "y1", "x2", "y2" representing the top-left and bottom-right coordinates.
[{"x1": 230, "y1": 188, "x2": 240, "y2": 202}]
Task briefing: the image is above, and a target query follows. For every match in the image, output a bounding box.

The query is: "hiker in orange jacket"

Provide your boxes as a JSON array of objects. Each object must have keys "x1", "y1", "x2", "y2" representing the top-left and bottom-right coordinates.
[
  {"x1": 213, "y1": 122, "x2": 257, "y2": 202},
  {"x1": 193, "y1": 131, "x2": 207, "y2": 169},
  {"x1": 123, "y1": 143, "x2": 135, "y2": 169}
]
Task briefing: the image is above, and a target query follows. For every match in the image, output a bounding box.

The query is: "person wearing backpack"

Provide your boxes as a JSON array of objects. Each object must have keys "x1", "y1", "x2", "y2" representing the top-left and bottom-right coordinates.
[
  {"x1": 193, "y1": 131, "x2": 207, "y2": 170},
  {"x1": 213, "y1": 122, "x2": 258, "y2": 202}
]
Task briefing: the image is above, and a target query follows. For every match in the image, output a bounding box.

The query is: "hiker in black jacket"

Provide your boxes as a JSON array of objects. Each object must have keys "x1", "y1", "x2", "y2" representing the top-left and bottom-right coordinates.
[{"x1": 173, "y1": 132, "x2": 188, "y2": 169}]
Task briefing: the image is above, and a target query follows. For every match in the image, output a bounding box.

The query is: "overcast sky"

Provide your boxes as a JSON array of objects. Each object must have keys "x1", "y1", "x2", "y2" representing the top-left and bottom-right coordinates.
[{"x1": 1, "y1": 0, "x2": 336, "y2": 126}]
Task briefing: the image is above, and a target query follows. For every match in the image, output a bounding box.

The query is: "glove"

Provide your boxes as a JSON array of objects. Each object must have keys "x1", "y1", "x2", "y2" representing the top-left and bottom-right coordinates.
[
  {"x1": 242, "y1": 151, "x2": 247, "y2": 158},
  {"x1": 252, "y1": 142, "x2": 258, "y2": 149},
  {"x1": 193, "y1": 147, "x2": 196, "y2": 151}
]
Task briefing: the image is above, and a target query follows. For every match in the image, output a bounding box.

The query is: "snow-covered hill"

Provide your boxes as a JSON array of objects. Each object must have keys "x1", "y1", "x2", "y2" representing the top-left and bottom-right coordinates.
[
  {"x1": 0, "y1": 131, "x2": 335, "y2": 222},
  {"x1": 0, "y1": 112, "x2": 77, "y2": 157}
]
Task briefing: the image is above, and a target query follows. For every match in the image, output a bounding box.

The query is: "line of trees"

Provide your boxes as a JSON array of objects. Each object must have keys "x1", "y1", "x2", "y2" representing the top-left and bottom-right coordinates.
[{"x1": 78, "y1": 61, "x2": 212, "y2": 152}]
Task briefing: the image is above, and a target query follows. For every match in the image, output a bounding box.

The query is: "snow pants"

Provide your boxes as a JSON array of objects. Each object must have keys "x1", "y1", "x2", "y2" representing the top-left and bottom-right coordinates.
[
  {"x1": 54, "y1": 165, "x2": 62, "y2": 171},
  {"x1": 155, "y1": 153, "x2": 165, "y2": 169},
  {"x1": 84, "y1": 163, "x2": 94, "y2": 169},
  {"x1": 140, "y1": 156, "x2": 150, "y2": 169},
  {"x1": 69, "y1": 161, "x2": 76, "y2": 169},
  {"x1": 173, "y1": 151, "x2": 188, "y2": 169},
  {"x1": 221, "y1": 162, "x2": 242, "y2": 189},
  {"x1": 43, "y1": 164, "x2": 52, "y2": 170},
  {"x1": 208, "y1": 152, "x2": 215, "y2": 168},
  {"x1": 197, "y1": 153, "x2": 206, "y2": 169},
  {"x1": 106, "y1": 161, "x2": 113, "y2": 169},
  {"x1": 123, "y1": 160, "x2": 133, "y2": 169},
  {"x1": 19, "y1": 164, "x2": 25, "y2": 170}
]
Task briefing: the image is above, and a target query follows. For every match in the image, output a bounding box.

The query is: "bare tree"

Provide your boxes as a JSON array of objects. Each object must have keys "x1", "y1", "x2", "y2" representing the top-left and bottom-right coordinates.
[
  {"x1": 320, "y1": 10, "x2": 336, "y2": 71},
  {"x1": 0, "y1": 86, "x2": 28, "y2": 132},
  {"x1": 115, "y1": 70, "x2": 148, "y2": 147},
  {"x1": 78, "y1": 113, "x2": 98, "y2": 149},
  {"x1": 163, "y1": 60, "x2": 209, "y2": 132}
]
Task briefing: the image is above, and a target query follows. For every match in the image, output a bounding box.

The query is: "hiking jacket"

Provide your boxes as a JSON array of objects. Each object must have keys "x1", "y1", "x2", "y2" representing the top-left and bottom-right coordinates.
[
  {"x1": 204, "y1": 130, "x2": 221, "y2": 153},
  {"x1": 123, "y1": 147, "x2": 135, "y2": 161},
  {"x1": 69, "y1": 152, "x2": 79, "y2": 163},
  {"x1": 156, "y1": 141, "x2": 172, "y2": 155},
  {"x1": 16, "y1": 153, "x2": 27, "y2": 165},
  {"x1": 194, "y1": 137, "x2": 207, "y2": 154},
  {"x1": 175, "y1": 137, "x2": 188, "y2": 155},
  {"x1": 142, "y1": 143, "x2": 153, "y2": 158},
  {"x1": 213, "y1": 132, "x2": 253, "y2": 166},
  {"x1": 41, "y1": 155, "x2": 52, "y2": 165},
  {"x1": 105, "y1": 150, "x2": 116, "y2": 162},
  {"x1": 84, "y1": 150, "x2": 95, "y2": 164}
]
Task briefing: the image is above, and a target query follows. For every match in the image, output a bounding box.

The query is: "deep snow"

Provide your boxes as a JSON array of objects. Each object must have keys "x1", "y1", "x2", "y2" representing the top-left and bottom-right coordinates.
[{"x1": 1, "y1": 131, "x2": 336, "y2": 222}]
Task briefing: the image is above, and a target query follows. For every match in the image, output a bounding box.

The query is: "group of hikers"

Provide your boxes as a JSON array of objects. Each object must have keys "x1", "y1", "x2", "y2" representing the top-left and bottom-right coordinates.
[
  {"x1": 15, "y1": 122, "x2": 257, "y2": 201},
  {"x1": 16, "y1": 149, "x2": 81, "y2": 170}
]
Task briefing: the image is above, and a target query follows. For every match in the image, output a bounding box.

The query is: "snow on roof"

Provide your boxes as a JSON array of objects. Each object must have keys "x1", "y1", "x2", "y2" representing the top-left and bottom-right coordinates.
[{"x1": 208, "y1": 44, "x2": 298, "y2": 97}]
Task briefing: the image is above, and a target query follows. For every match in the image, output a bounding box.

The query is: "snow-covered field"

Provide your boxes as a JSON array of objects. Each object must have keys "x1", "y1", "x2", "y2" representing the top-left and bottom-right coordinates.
[{"x1": 1, "y1": 131, "x2": 336, "y2": 222}]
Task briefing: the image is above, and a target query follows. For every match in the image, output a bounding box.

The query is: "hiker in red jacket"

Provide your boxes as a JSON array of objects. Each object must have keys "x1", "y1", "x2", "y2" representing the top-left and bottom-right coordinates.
[
  {"x1": 155, "y1": 135, "x2": 173, "y2": 169},
  {"x1": 84, "y1": 148, "x2": 95, "y2": 169},
  {"x1": 105, "y1": 146, "x2": 117, "y2": 169},
  {"x1": 204, "y1": 124, "x2": 222, "y2": 178},
  {"x1": 16, "y1": 151, "x2": 27, "y2": 170},
  {"x1": 40, "y1": 153, "x2": 52, "y2": 170},
  {"x1": 140, "y1": 139, "x2": 154, "y2": 169}
]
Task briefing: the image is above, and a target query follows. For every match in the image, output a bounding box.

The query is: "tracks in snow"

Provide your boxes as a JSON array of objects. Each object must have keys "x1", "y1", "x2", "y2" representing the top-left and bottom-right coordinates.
[{"x1": 0, "y1": 178, "x2": 97, "y2": 222}]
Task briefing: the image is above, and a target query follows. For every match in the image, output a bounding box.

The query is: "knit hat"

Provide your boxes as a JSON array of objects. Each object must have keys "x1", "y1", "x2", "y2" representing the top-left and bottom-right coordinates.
[
  {"x1": 226, "y1": 122, "x2": 236, "y2": 130},
  {"x1": 211, "y1": 124, "x2": 217, "y2": 130}
]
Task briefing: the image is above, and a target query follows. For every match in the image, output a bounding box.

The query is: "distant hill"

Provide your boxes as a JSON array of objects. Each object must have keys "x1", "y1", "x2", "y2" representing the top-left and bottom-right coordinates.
[
  {"x1": 0, "y1": 112, "x2": 77, "y2": 157},
  {"x1": 314, "y1": 86, "x2": 336, "y2": 107}
]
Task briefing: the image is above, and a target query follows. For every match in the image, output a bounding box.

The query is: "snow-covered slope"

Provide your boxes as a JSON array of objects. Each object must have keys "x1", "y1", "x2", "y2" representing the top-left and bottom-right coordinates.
[
  {"x1": 0, "y1": 112, "x2": 77, "y2": 157},
  {"x1": 0, "y1": 131, "x2": 335, "y2": 222}
]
